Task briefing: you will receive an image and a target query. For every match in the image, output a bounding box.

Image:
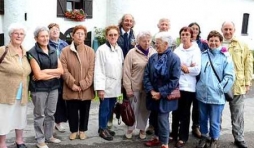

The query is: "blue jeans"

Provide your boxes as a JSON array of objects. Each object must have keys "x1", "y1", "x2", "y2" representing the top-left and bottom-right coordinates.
[
  {"x1": 99, "y1": 97, "x2": 117, "y2": 129},
  {"x1": 152, "y1": 111, "x2": 170, "y2": 145},
  {"x1": 199, "y1": 101, "x2": 224, "y2": 139}
]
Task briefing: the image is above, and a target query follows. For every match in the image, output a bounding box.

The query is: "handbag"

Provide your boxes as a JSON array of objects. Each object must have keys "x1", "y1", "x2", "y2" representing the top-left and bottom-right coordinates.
[
  {"x1": 167, "y1": 87, "x2": 181, "y2": 100},
  {"x1": 0, "y1": 46, "x2": 8, "y2": 64},
  {"x1": 113, "y1": 99, "x2": 135, "y2": 126},
  {"x1": 207, "y1": 52, "x2": 233, "y2": 101}
]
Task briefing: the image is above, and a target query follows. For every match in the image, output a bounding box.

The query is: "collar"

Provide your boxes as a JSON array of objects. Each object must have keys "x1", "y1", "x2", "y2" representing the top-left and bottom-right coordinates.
[
  {"x1": 34, "y1": 43, "x2": 55, "y2": 55},
  {"x1": 121, "y1": 28, "x2": 130, "y2": 35},
  {"x1": 7, "y1": 42, "x2": 27, "y2": 57},
  {"x1": 106, "y1": 41, "x2": 121, "y2": 52}
]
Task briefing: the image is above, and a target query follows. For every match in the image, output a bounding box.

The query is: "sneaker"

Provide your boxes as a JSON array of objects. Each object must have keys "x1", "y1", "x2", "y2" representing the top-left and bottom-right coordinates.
[
  {"x1": 139, "y1": 130, "x2": 146, "y2": 139},
  {"x1": 36, "y1": 143, "x2": 48, "y2": 148},
  {"x1": 99, "y1": 129, "x2": 113, "y2": 141},
  {"x1": 125, "y1": 130, "x2": 133, "y2": 139},
  {"x1": 146, "y1": 125, "x2": 154, "y2": 135},
  {"x1": 47, "y1": 137, "x2": 61, "y2": 143},
  {"x1": 144, "y1": 138, "x2": 161, "y2": 147},
  {"x1": 234, "y1": 140, "x2": 248, "y2": 148},
  {"x1": 55, "y1": 123, "x2": 66, "y2": 132},
  {"x1": 196, "y1": 136, "x2": 208, "y2": 148},
  {"x1": 69, "y1": 132, "x2": 78, "y2": 140},
  {"x1": 79, "y1": 131, "x2": 87, "y2": 140},
  {"x1": 210, "y1": 139, "x2": 219, "y2": 148},
  {"x1": 192, "y1": 127, "x2": 201, "y2": 138}
]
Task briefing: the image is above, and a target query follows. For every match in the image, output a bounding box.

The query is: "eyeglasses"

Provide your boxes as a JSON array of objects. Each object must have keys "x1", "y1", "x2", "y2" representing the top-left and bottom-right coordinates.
[
  {"x1": 181, "y1": 33, "x2": 190, "y2": 37},
  {"x1": 12, "y1": 32, "x2": 25, "y2": 36},
  {"x1": 75, "y1": 32, "x2": 85, "y2": 36},
  {"x1": 108, "y1": 34, "x2": 118, "y2": 37}
]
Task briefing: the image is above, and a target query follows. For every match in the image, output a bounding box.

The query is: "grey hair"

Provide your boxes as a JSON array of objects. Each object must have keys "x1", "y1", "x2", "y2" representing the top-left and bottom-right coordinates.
[
  {"x1": 158, "y1": 18, "x2": 170, "y2": 26},
  {"x1": 136, "y1": 31, "x2": 152, "y2": 43},
  {"x1": 155, "y1": 32, "x2": 173, "y2": 46},
  {"x1": 8, "y1": 23, "x2": 27, "y2": 37},
  {"x1": 34, "y1": 26, "x2": 49, "y2": 38},
  {"x1": 118, "y1": 14, "x2": 135, "y2": 28}
]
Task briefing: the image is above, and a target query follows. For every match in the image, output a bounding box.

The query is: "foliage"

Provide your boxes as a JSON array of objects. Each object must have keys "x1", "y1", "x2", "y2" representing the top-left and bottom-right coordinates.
[
  {"x1": 94, "y1": 27, "x2": 106, "y2": 45},
  {"x1": 65, "y1": 9, "x2": 86, "y2": 21}
]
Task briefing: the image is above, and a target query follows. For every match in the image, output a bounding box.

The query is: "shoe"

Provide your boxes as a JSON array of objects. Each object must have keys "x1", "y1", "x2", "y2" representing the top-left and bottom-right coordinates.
[
  {"x1": 161, "y1": 145, "x2": 168, "y2": 148},
  {"x1": 16, "y1": 143, "x2": 27, "y2": 148},
  {"x1": 192, "y1": 127, "x2": 201, "y2": 138},
  {"x1": 79, "y1": 131, "x2": 87, "y2": 140},
  {"x1": 99, "y1": 129, "x2": 113, "y2": 141},
  {"x1": 234, "y1": 140, "x2": 248, "y2": 148},
  {"x1": 146, "y1": 125, "x2": 154, "y2": 135},
  {"x1": 144, "y1": 138, "x2": 161, "y2": 147},
  {"x1": 210, "y1": 139, "x2": 219, "y2": 148},
  {"x1": 107, "y1": 129, "x2": 115, "y2": 136},
  {"x1": 36, "y1": 143, "x2": 48, "y2": 148},
  {"x1": 69, "y1": 132, "x2": 78, "y2": 140},
  {"x1": 47, "y1": 137, "x2": 61, "y2": 143},
  {"x1": 196, "y1": 136, "x2": 208, "y2": 148},
  {"x1": 139, "y1": 131, "x2": 146, "y2": 139},
  {"x1": 55, "y1": 123, "x2": 66, "y2": 132},
  {"x1": 175, "y1": 140, "x2": 186, "y2": 148},
  {"x1": 169, "y1": 136, "x2": 177, "y2": 143},
  {"x1": 125, "y1": 130, "x2": 133, "y2": 139}
]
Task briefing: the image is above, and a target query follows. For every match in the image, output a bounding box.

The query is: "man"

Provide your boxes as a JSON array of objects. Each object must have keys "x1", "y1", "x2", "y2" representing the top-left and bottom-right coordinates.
[
  {"x1": 117, "y1": 14, "x2": 136, "y2": 58},
  {"x1": 221, "y1": 21, "x2": 253, "y2": 148}
]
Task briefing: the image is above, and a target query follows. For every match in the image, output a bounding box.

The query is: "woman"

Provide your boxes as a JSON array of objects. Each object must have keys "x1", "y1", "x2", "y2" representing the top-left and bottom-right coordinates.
[
  {"x1": 171, "y1": 27, "x2": 201, "y2": 148},
  {"x1": 123, "y1": 31, "x2": 156, "y2": 139},
  {"x1": 94, "y1": 25, "x2": 124, "y2": 141},
  {"x1": 0, "y1": 23, "x2": 31, "y2": 148},
  {"x1": 143, "y1": 32, "x2": 181, "y2": 148},
  {"x1": 48, "y1": 23, "x2": 69, "y2": 132},
  {"x1": 188, "y1": 22, "x2": 209, "y2": 139},
  {"x1": 60, "y1": 25, "x2": 95, "y2": 140},
  {"x1": 27, "y1": 26, "x2": 63, "y2": 148},
  {"x1": 195, "y1": 31, "x2": 235, "y2": 148}
]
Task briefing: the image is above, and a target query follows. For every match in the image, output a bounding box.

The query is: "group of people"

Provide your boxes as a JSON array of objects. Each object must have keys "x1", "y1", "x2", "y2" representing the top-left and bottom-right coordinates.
[{"x1": 0, "y1": 13, "x2": 252, "y2": 148}]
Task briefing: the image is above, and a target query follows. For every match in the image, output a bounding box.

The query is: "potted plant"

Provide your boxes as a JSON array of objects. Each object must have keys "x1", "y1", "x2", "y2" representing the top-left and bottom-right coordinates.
[
  {"x1": 94, "y1": 27, "x2": 106, "y2": 45},
  {"x1": 65, "y1": 9, "x2": 86, "y2": 21}
]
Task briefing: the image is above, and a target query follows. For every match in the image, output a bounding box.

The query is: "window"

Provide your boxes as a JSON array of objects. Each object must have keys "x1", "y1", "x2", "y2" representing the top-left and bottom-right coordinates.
[
  {"x1": 57, "y1": 0, "x2": 93, "y2": 18},
  {"x1": 241, "y1": 13, "x2": 249, "y2": 35},
  {"x1": 0, "y1": 0, "x2": 4, "y2": 14}
]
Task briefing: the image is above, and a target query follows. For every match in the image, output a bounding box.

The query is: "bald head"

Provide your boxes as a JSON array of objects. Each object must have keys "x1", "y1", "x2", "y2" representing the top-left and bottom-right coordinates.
[{"x1": 221, "y1": 21, "x2": 235, "y2": 40}]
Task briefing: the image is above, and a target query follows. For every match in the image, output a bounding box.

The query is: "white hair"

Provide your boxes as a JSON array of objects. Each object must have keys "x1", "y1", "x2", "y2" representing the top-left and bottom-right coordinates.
[
  {"x1": 155, "y1": 32, "x2": 173, "y2": 46},
  {"x1": 8, "y1": 23, "x2": 27, "y2": 37},
  {"x1": 136, "y1": 31, "x2": 152, "y2": 43},
  {"x1": 34, "y1": 26, "x2": 49, "y2": 38}
]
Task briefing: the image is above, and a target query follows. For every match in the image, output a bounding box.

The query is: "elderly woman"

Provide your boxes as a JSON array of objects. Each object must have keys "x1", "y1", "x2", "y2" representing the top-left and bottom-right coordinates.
[
  {"x1": 27, "y1": 26, "x2": 63, "y2": 148},
  {"x1": 0, "y1": 23, "x2": 31, "y2": 148},
  {"x1": 196, "y1": 31, "x2": 235, "y2": 148},
  {"x1": 123, "y1": 31, "x2": 156, "y2": 139},
  {"x1": 48, "y1": 23, "x2": 69, "y2": 132},
  {"x1": 60, "y1": 25, "x2": 95, "y2": 140},
  {"x1": 143, "y1": 32, "x2": 181, "y2": 148},
  {"x1": 171, "y1": 27, "x2": 201, "y2": 148},
  {"x1": 94, "y1": 25, "x2": 124, "y2": 141}
]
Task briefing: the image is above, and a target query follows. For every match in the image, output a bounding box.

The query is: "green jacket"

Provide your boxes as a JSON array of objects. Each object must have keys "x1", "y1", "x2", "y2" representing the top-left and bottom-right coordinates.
[{"x1": 228, "y1": 38, "x2": 253, "y2": 95}]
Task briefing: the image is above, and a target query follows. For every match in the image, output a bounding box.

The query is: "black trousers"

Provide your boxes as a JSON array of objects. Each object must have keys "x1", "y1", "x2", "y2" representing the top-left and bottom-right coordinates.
[
  {"x1": 66, "y1": 100, "x2": 91, "y2": 133},
  {"x1": 54, "y1": 94, "x2": 67, "y2": 123},
  {"x1": 192, "y1": 96, "x2": 200, "y2": 129},
  {"x1": 171, "y1": 91, "x2": 195, "y2": 142}
]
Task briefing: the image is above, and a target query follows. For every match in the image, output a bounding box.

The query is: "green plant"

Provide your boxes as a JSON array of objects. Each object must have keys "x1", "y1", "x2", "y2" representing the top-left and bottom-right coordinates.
[{"x1": 94, "y1": 27, "x2": 106, "y2": 45}]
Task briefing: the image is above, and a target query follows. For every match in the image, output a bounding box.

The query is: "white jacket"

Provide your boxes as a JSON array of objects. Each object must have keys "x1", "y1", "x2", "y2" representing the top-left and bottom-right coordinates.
[
  {"x1": 174, "y1": 42, "x2": 201, "y2": 92},
  {"x1": 94, "y1": 43, "x2": 124, "y2": 98}
]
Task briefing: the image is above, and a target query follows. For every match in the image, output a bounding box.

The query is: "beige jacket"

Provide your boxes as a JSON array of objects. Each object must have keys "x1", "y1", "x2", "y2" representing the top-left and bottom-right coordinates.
[
  {"x1": 228, "y1": 38, "x2": 253, "y2": 95},
  {"x1": 0, "y1": 44, "x2": 31, "y2": 105},
  {"x1": 60, "y1": 42, "x2": 95, "y2": 100},
  {"x1": 123, "y1": 46, "x2": 157, "y2": 93}
]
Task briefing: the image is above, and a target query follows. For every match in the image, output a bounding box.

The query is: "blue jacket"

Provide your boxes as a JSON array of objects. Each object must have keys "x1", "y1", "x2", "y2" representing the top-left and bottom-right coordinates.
[
  {"x1": 117, "y1": 27, "x2": 135, "y2": 58},
  {"x1": 49, "y1": 39, "x2": 68, "y2": 57},
  {"x1": 196, "y1": 39, "x2": 209, "y2": 52},
  {"x1": 143, "y1": 48, "x2": 181, "y2": 113},
  {"x1": 196, "y1": 49, "x2": 235, "y2": 104}
]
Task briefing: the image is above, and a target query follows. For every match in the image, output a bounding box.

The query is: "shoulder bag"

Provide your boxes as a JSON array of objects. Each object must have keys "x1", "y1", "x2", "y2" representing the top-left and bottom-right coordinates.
[{"x1": 0, "y1": 46, "x2": 8, "y2": 64}]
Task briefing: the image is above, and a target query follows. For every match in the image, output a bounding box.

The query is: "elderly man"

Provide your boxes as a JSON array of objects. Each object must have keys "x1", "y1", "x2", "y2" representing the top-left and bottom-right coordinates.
[
  {"x1": 221, "y1": 21, "x2": 253, "y2": 148},
  {"x1": 117, "y1": 14, "x2": 136, "y2": 58}
]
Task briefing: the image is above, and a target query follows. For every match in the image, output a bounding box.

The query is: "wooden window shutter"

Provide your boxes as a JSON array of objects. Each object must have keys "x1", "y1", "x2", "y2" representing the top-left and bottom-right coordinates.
[
  {"x1": 0, "y1": 0, "x2": 4, "y2": 14},
  {"x1": 84, "y1": 0, "x2": 93, "y2": 18},
  {"x1": 57, "y1": 0, "x2": 66, "y2": 17}
]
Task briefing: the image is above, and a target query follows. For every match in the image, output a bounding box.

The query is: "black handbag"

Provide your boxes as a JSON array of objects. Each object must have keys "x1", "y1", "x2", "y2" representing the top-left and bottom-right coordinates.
[{"x1": 207, "y1": 52, "x2": 234, "y2": 101}]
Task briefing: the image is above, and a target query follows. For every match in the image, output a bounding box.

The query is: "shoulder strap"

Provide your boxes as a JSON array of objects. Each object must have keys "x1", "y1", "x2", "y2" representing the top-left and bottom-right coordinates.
[
  {"x1": 0, "y1": 46, "x2": 8, "y2": 64},
  {"x1": 207, "y1": 52, "x2": 221, "y2": 82}
]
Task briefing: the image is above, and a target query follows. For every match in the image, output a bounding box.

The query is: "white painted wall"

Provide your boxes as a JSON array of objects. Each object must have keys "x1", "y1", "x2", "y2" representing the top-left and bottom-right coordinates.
[{"x1": 1, "y1": 0, "x2": 254, "y2": 49}]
